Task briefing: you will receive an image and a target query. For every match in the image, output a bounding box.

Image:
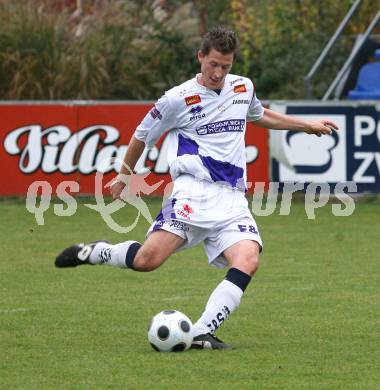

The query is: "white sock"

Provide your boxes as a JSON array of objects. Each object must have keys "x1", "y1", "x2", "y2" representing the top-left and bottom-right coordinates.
[
  {"x1": 192, "y1": 280, "x2": 243, "y2": 336},
  {"x1": 89, "y1": 241, "x2": 139, "y2": 268}
]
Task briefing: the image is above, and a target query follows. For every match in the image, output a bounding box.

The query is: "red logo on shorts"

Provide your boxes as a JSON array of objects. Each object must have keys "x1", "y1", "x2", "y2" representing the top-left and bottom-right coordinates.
[
  {"x1": 183, "y1": 204, "x2": 193, "y2": 214},
  {"x1": 177, "y1": 204, "x2": 194, "y2": 219}
]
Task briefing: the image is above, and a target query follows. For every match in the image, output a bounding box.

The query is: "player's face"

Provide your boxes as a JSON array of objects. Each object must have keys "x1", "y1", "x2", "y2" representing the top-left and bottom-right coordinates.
[{"x1": 198, "y1": 48, "x2": 234, "y2": 90}]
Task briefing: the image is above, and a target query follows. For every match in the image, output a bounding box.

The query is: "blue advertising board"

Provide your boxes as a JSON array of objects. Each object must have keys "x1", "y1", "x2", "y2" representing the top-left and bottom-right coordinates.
[{"x1": 270, "y1": 103, "x2": 380, "y2": 193}]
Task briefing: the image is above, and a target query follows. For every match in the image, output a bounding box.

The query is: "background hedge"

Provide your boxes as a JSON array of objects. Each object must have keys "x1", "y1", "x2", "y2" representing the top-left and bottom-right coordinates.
[{"x1": 0, "y1": 0, "x2": 378, "y2": 100}]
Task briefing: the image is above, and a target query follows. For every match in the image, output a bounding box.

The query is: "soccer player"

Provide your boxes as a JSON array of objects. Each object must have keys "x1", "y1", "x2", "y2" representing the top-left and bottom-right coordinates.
[{"x1": 55, "y1": 26, "x2": 338, "y2": 350}]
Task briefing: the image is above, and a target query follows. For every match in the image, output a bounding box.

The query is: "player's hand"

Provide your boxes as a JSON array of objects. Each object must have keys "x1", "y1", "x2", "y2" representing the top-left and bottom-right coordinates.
[
  {"x1": 305, "y1": 120, "x2": 338, "y2": 137},
  {"x1": 109, "y1": 175, "x2": 128, "y2": 200}
]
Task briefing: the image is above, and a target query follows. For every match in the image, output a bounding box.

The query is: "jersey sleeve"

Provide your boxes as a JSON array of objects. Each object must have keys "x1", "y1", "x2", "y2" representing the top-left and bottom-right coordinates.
[
  {"x1": 246, "y1": 86, "x2": 264, "y2": 122},
  {"x1": 134, "y1": 94, "x2": 176, "y2": 148}
]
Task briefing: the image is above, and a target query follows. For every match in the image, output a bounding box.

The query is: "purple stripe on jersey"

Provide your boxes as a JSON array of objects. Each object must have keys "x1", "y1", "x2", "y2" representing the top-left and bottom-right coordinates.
[
  {"x1": 177, "y1": 134, "x2": 199, "y2": 156},
  {"x1": 200, "y1": 155, "x2": 245, "y2": 190},
  {"x1": 176, "y1": 134, "x2": 245, "y2": 190}
]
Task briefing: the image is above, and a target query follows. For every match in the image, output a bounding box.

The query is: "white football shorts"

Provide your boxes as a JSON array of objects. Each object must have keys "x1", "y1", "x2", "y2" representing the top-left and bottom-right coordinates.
[{"x1": 147, "y1": 174, "x2": 263, "y2": 268}]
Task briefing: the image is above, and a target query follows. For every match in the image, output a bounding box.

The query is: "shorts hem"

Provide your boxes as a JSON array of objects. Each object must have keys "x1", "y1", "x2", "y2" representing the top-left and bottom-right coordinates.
[{"x1": 146, "y1": 224, "x2": 187, "y2": 241}]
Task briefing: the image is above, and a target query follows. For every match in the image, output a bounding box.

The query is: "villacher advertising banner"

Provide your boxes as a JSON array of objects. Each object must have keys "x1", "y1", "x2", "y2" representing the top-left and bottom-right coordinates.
[{"x1": 0, "y1": 102, "x2": 269, "y2": 196}]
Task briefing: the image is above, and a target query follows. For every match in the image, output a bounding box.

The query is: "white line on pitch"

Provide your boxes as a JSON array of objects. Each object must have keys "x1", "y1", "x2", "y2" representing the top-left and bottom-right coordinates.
[{"x1": 0, "y1": 308, "x2": 32, "y2": 313}]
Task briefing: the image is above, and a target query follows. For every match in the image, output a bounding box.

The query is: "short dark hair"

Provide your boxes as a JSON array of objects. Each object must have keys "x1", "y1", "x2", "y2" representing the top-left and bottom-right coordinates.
[{"x1": 199, "y1": 26, "x2": 239, "y2": 56}]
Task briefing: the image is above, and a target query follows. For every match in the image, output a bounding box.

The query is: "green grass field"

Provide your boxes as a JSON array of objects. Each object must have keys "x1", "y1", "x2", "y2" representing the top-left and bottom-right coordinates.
[{"x1": 1, "y1": 197, "x2": 379, "y2": 389}]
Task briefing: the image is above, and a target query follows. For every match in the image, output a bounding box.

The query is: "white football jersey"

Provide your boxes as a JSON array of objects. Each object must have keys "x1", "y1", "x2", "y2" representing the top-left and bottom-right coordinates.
[{"x1": 134, "y1": 73, "x2": 264, "y2": 191}]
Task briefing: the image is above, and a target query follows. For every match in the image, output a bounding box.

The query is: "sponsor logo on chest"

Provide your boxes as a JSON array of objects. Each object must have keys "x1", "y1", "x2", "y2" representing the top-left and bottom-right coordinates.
[{"x1": 196, "y1": 119, "x2": 245, "y2": 135}]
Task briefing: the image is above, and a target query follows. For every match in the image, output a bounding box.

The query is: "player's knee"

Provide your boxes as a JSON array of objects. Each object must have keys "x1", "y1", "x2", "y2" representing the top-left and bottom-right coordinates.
[
  {"x1": 250, "y1": 255, "x2": 260, "y2": 274},
  {"x1": 133, "y1": 246, "x2": 165, "y2": 272},
  {"x1": 237, "y1": 249, "x2": 260, "y2": 276},
  {"x1": 241, "y1": 253, "x2": 259, "y2": 275}
]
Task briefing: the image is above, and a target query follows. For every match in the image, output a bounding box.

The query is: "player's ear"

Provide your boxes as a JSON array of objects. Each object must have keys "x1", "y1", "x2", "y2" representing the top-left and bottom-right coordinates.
[{"x1": 197, "y1": 51, "x2": 204, "y2": 63}]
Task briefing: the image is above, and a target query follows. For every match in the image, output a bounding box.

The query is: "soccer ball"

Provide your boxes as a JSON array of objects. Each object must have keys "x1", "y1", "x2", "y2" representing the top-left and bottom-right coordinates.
[{"x1": 148, "y1": 310, "x2": 193, "y2": 352}]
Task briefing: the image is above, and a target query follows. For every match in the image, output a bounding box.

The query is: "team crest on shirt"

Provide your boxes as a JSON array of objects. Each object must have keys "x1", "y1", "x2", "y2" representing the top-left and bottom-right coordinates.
[
  {"x1": 233, "y1": 84, "x2": 247, "y2": 93},
  {"x1": 185, "y1": 95, "x2": 202, "y2": 106}
]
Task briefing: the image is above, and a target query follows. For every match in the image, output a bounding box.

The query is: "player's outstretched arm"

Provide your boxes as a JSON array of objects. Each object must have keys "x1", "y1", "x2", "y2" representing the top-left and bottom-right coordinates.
[
  {"x1": 109, "y1": 135, "x2": 145, "y2": 200},
  {"x1": 255, "y1": 108, "x2": 338, "y2": 137}
]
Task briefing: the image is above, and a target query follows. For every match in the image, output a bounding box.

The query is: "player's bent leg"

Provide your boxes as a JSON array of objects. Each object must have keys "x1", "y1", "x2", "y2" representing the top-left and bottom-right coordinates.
[
  {"x1": 55, "y1": 240, "x2": 139, "y2": 268},
  {"x1": 55, "y1": 231, "x2": 185, "y2": 272},
  {"x1": 132, "y1": 230, "x2": 185, "y2": 272},
  {"x1": 223, "y1": 239, "x2": 260, "y2": 276},
  {"x1": 191, "y1": 240, "x2": 260, "y2": 350}
]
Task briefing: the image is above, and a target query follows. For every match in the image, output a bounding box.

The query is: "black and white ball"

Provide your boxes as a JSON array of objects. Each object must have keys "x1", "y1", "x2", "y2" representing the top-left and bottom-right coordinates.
[{"x1": 148, "y1": 310, "x2": 193, "y2": 352}]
